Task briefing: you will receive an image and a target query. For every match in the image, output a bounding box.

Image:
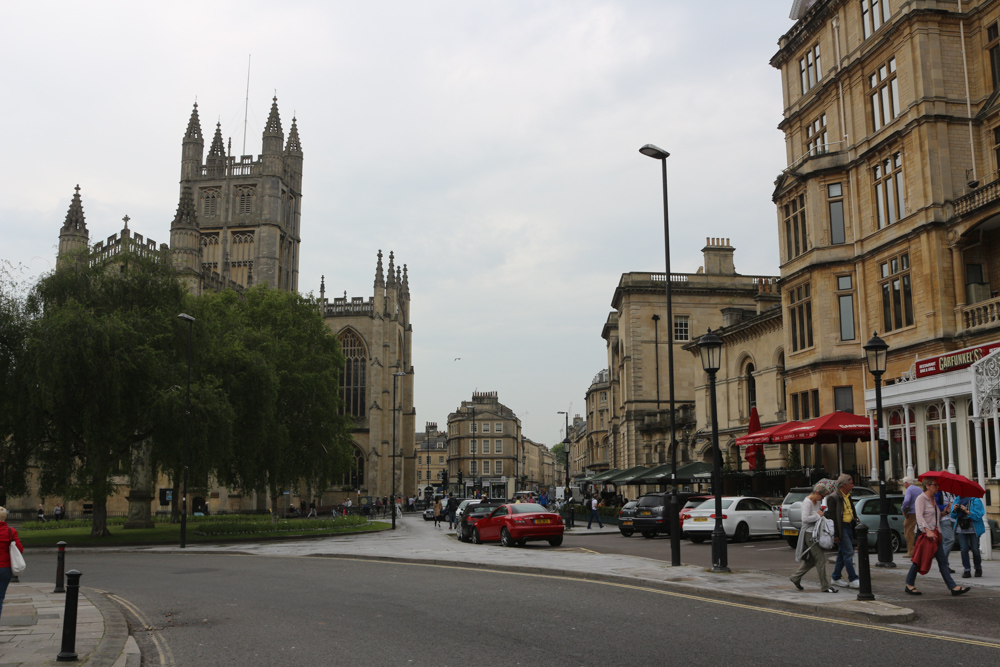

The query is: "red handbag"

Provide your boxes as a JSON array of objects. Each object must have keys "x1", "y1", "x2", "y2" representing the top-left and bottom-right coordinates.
[{"x1": 911, "y1": 531, "x2": 939, "y2": 575}]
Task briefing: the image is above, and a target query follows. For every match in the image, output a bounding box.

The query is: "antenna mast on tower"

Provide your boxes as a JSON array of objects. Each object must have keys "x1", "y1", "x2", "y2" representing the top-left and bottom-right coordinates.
[{"x1": 242, "y1": 54, "x2": 251, "y2": 156}]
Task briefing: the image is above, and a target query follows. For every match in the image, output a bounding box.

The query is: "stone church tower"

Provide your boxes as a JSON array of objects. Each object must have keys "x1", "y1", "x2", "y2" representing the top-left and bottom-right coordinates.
[
  {"x1": 57, "y1": 185, "x2": 89, "y2": 266},
  {"x1": 321, "y1": 250, "x2": 415, "y2": 500},
  {"x1": 172, "y1": 98, "x2": 302, "y2": 293}
]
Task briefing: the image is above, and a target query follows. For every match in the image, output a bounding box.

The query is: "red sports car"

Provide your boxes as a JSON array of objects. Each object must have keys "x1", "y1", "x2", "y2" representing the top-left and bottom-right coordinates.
[{"x1": 471, "y1": 503, "x2": 565, "y2": 547}]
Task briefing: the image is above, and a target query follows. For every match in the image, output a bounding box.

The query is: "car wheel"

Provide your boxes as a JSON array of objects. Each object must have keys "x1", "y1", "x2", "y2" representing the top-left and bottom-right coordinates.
[
  {"x1": 734, "y1": 523, "x2": 750, "y2": 543},
  {"x1": 458, "y1": 526, "x2": 468, "y2": 542},
  {"x1": 501, "y1": 528, "x2": 515, "y2": 547},
  {"x1": 891, "y1": 530, "x2": 902, "y2": 554},
  {"x1": 786, "y1": 537, "x2": 798, "y2": 549},
  {"x1": 472, "y1": 528, "x2": 482, "y2": 545},
  {"x1": 641, "y1": 531, "x2": 655, "y2": 539},
  {"x1": 548, "y1": 536, "x2": 563, "y2": 547},
  {"x1": 620, "y1": 529, "x2": 634, "y2": 537},
  {"x1": 689, "y1": 535, "x2": 707, "y2": 544}
]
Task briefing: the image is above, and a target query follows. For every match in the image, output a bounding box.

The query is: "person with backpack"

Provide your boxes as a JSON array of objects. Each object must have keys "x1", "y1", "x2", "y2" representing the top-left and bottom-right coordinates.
[
  {"x1": 446, "y1": 495, "x2": 459, "y2": 529},
  {"x1": 1, "y1": 507, "x2": 26, "y2": 619},
  {"x1": 952, "y1": 495, "x2": 985, "y2": 579},
  {"x1": 789, "y1": 483, "x2": 837, "y2": 593}
]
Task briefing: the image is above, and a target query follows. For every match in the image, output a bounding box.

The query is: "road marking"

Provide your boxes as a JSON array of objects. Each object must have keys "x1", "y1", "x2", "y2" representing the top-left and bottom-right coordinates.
[
  {"x1": 319, "y1": 557, "x2": 1000, "y2": 649},
  {"x1": 96, "y1": 589, "x2": 175, "y2": 666}
]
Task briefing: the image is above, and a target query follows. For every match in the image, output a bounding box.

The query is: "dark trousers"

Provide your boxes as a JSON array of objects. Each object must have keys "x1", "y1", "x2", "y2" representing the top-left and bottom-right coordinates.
[
  {"x1": 832, "y1": 525, "x2": 857, "y2": 582},
  {"x1": 588, "y1": 509, "x2": 603, "y2": 528},
  {"x1": 0, "y1": 567, "x2": 11, "y2": 618}
]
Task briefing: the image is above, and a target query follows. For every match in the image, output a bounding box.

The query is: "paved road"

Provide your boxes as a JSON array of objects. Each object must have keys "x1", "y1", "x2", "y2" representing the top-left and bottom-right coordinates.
[{"x1": 20, "y1": 550, "x2": 1000, "y2": 666}]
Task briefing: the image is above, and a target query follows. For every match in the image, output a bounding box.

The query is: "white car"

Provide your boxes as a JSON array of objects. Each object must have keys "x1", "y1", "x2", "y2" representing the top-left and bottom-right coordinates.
[{"x1": 682, "y1": 496, "x2": 779, "y2": 543}]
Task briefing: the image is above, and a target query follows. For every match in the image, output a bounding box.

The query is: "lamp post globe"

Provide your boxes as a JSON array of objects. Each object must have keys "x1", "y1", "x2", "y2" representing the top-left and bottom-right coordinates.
[
  {"x1": 698, "y1": 328, "x2": 728, "y2": 572},
  {"x1": 863, "y1": 332, "x2": 895, "y2": 568}
]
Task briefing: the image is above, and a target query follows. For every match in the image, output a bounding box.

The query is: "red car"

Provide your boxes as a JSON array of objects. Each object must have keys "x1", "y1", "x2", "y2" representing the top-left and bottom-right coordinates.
[
  {"x1": 678, "y1": 495, "x2": 714, "y2": 527},
  {"x1": 471, "y1": 503, "x2": 565, "y2": 547}
]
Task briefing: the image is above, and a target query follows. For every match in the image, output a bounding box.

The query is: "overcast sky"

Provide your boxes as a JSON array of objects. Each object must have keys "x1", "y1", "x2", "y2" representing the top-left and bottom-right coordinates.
[{"x1": 1, "y1": 1, "x2": 796, "y2": 446}]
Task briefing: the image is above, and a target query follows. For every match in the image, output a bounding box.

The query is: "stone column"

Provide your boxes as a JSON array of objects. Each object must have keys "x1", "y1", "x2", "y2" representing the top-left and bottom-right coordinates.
[{"x1": 124, "y1": 442, "x2": 155, "y2": 529}]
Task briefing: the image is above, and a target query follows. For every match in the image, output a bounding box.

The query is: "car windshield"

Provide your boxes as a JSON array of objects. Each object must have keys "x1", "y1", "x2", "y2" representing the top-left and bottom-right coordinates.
[
  {"x1": 637, "y1": 495, "x2": 664, "y2": 507},
  {"x1": 695, "y1": 499, "x2": 733, "y2": 510},
  {"x1": 683, "y1": 498, "x2": 709, "y2": 509},
  {"x1": 622, "y1": 502, "x2": 637, "y2": 510},
  {"x1": 782, "y1": 492, "x2": 810, "y2": 505},
  {"x1": 511, "y1": 503, "x2": 547, "y2": 514}
]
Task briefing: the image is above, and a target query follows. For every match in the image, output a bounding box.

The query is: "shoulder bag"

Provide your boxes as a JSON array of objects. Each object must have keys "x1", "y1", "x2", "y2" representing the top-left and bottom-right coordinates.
[{"x1": 9, "y1": 526, "x2": 26, "y2": 575}]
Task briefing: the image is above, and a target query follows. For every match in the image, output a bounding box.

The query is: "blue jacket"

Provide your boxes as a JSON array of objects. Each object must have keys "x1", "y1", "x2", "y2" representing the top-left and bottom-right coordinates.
[{"x1": 951, "y1": 497, "x2": 986, "y2": 537}]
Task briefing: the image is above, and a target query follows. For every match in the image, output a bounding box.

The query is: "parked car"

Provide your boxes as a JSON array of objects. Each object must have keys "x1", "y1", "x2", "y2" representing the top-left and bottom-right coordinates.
[
  {"x1": 632, "y1": 492, "x2": 702, "y2": 539},
  {"x1": 617, "y1": 501, "x2": 639, "y2": 537},
  {"x1": 854, "y1": 495, "x2": 1000, "y2": 552},
  {"x1": 457, "y1": 499, "x2": 506, "y2": 542},
  {"x1": 678, "y1": 495, "x2": 714, "y2": 531},
  {"x1": 470, "y1": 503, "x2": 565, "y2": 547},
  {"x1": 683, "y1": 496, "x2": 779, "y2": 543},
  {"x1": 777, "y1": 485, "x2": 877, "y2": 548}
]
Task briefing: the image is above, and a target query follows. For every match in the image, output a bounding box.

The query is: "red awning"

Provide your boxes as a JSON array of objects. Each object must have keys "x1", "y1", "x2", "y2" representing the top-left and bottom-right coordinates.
[{"x1": 771, "y1": 411, "x2": 873, "y2": 444}]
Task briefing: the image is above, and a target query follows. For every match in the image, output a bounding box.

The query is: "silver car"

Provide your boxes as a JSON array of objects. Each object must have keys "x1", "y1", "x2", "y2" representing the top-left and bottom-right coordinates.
[{"x1": 777, "y1": 485, "x2": 877, "y2": 547}]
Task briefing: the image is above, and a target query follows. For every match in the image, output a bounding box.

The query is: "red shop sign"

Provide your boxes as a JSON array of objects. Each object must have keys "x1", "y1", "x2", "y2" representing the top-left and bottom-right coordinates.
[{"x1": 914, "y1": 341, "x2": 1000, "y2": 378}]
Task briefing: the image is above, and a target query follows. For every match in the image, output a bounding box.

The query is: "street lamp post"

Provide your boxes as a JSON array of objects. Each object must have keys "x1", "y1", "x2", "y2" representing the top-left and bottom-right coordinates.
[
  {"x1": 864, "y1": 332, "x2": 895, "y2": 568},
  {"x1": 470, "y1": 402, "x2": 476, "y2": 497},
  {"x1": 391, "y1": 371, "x2": 407, "y2": 529},
  {"x1": 640, "y1": 143, "x2": 681, "y2": 568},
  {"x1": 177, "y1": 313, "x2": 195, "y2": 549},
  {"x1": 699, "y1": 328, "x2": 729, "y2": 572}
]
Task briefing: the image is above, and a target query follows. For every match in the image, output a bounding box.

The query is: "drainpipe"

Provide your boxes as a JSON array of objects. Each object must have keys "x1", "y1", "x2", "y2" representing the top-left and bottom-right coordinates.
[{"x1": 959, "y1": 0, "x2": 978, "y2": 183}]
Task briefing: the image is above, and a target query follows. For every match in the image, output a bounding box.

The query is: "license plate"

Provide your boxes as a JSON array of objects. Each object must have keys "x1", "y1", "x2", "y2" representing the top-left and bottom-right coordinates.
[
  {"x1": 534, "y1": 518, "x2": 551, "y2": 524},
  {"x1": 621, "y1": 520, "x2": 632, "y2": 526},
  {"x1": 693, "y1": 517, "x2": 708, "y2": 522},
  {"x1": 640, "y1": 511, "x2": 652, "y2": 516},
  {"x1": 783, "y1": 529, "x2": 799, "y2": 536}
]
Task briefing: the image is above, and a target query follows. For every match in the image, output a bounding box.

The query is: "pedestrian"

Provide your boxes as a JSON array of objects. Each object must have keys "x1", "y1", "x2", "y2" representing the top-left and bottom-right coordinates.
[
  {"x1": 53, "y1": 504, "x2": 63, "y2": 522},
  {"x1": 905, "y1": 479, "x2": 970, "y2": 596},
  {"x1": 789, "y1": 483, "x2": 838, "y2": 593},
  {"x1": 935, "y1": 489, "x2": 956, "y2": 573},
  {"x1": 307, "y1": 500, "x2": 317, "y2": 518},
  {"x1": 433, "y1": 497, "x2": 443, "y2": 528},
  {"x1": 826, "y1": 474, "x2": 860, "y2": 589},
  {"x1": 952, "y1": 495, "x2": 985, "y2": 579},
  {"x1": 36, "y1": 504, "x2": 45, "y2": 523},
  {"x1": 1, "y1": 506, "x2": 25, "y2": 619},
  {"x1": 901, "y1": 476, "x2": 920, "y2": 557},
  {"x1": 587, "y1": 494, "x2": 603, "y2": 529},
  {"x1": 446, "y1": 494, "x2": 459, "y2": 529}
]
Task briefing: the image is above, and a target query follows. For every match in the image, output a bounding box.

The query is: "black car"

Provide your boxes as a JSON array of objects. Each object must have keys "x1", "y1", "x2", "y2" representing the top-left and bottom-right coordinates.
[
  {"x1": 617, "y1": 501, "x2": 639, "y2": 537},
  {"x1": 457, "y1": 499, "x2": 506, "y2": 542},
  {"x1": 632, "y1": 492, "x2": 701, "y2": 539}
]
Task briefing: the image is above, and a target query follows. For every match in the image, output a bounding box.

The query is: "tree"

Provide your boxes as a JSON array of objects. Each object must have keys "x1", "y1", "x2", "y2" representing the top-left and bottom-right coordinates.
[{"x1": 0, "y1": 261, "x2": 33, "y2": 504}]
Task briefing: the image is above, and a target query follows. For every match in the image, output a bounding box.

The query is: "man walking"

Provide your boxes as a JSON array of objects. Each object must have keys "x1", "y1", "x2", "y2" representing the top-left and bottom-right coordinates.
[
  {"x1": 827, "y1": 474, "x2": 860, "y2": 589},
  {"x1": 446, "y1": 494, "x2": 459, "y2": 530},
  {"x1": 901, "y1": 476, "x2": 920, "y2": 558},
  {"x1": 587, "y1": 494, "x2": 603, "y2": 529}
]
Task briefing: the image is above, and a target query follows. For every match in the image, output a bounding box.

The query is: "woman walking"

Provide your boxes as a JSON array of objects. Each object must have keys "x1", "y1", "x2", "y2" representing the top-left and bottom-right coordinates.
[
  {"x1": 1, "y1": 507, "x2": 25, "y2": 618},
  {"x1": 952, "y1": 495, "x2": 985, "y2": 578},
  {"x1": 432, "y1": 497, "x2": 443, "y2": 528},
  {"x1": 904, "y1": 480, "x2": 970, "y2": 596},
  {"x1": 790, "y1": 481, "x2": 838, "y2": 593}
]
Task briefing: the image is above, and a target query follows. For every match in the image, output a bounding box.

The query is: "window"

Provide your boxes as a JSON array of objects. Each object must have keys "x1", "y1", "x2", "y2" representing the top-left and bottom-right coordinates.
[
  {"x1": 870, "y1": 58, "x2": 900, "y2": 131},
  {"x1": 236, "y1": 187, "x2": 254, "y2": 215},
  {"x1": 495, "y1": 460, "x2": 503, "y2": 475},
  {"x1": 482, "y1": 460, "x2": 491, "y2": 475},
  {"x1": 828, "y1": 183, "x2": 846, "y2": 244},
  {"x1": 836, "y1": 274, "x2": 856, "y2": 341},
  {"x1": 745, "y1": 363, "x2": 757, "y2": 412},
  {"x1": 806, "y1": 113, "x2": 828, "y2": 156},
  {"x1": 783, "y1": 193, "x2": 808, "y2": 260},
  {"x1": 495, "y1": 422, "x2": 502, "y2": 433},
  {"x1": 789, "y1": 284, "x2": 813, "y2": 352},
  {"x1": 338, "y1": 330, "x2": 367, "y2": 419},
  {"x1": 418, "y1": 470, "x2": 422, "y2": 480},
  {"x1": 202, "y1": 189, "x2": 219, "y2": 217},
  {"x1": 799, "y1": 44, "x2": 822, "y2": 94},
  {"x1": 438, "y1": 455, "x2": 444, "y2": 464},
  {"x1": 834, "y1": 387, "x2": 855, "y2": 413},
  {"x1": 470, "y1": 439, "x2": 477, "y2": 455},
  {"x1": 494, "y1": 439, "x2": 503, "y2": 454},
  {"x1": 874, "y1": 153, "x2": 905, "y2": 228},
  {"x1": 470, "y1": 460, "x2": 478, "y2": 475},
  {"x1": 880, "y1": 252, "x2": 914, "y2": 331},
  {"x1": 483, "y1": 422, "x2": 491, "y2": 433},
  {"x1": 674, "y1": 315, "x2": 690, "y2": 342},
  {"x1": 790, "y1": 390, "x2": 819, "y2": 420},
  {"x1": 482, "y1": 440, "x2": 491, "y2": 454},
  {"x1": 417, "y1": 456, "x2": 422, "y2": 465},
  {"x1": 470, "y1": 421, "x2": 478, "y2": 434},
  {"x1": 989, "y1": 24, "x2": 1000, "y2": 91},
  {"x1": 993, "y1": 126, "x2": 1000, "y2": 175},
  {"x1": 861, "y1": 0, "x2": 891, "y2": 39}
]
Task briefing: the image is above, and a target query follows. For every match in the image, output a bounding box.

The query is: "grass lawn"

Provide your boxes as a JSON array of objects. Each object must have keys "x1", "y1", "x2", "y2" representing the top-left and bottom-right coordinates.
[{"x1": 17, "y1": 519, "x2": 392, "y2": 549}]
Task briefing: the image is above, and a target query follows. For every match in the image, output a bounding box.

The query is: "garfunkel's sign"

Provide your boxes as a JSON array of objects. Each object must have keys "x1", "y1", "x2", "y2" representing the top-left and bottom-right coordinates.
[{"x1": 915, "y1": 341, "x2": 1000, "y2": 378}]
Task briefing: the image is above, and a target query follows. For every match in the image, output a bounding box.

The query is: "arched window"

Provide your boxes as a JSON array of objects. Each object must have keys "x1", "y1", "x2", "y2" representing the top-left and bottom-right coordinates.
[
  {"x1": 338, "y1": 330, "x2": 367, "y2": 419},
  {"x1": 745, "y1": 363, "x2": 757, "y2": 413}
]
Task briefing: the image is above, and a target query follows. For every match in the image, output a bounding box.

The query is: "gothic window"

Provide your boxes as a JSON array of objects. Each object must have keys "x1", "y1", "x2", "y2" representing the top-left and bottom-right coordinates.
[
  {"x1": 229, "y1": 232, "x2": 254, "y2": 286},
  {"x1": 338, "y1": 330, "x2": 367, "y2": 419},
  {"x1": 200, "y1": 233, "x2": 220, "y2": 273},
  {"x1": 745, "y1": 363, "x2": 757, "y2": 412},
  {"x1": 202, "y1": 189, "x2": 220, "y2": 217},
  {"x1": 340, "y1": 445, "x2": 365, "y2": 489},
  {"x1": 236, "y1": 187, "x2": 255, "y2": 215}
]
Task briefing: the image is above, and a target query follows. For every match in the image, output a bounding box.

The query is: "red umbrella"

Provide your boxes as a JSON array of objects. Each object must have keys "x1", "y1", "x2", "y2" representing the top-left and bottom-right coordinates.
[
  {"x1": 918, "y1": 470, "x2": 985, "y2": 498},
  {"x1": 771, "y1": 411, "x2": 872, "y2": 444}
]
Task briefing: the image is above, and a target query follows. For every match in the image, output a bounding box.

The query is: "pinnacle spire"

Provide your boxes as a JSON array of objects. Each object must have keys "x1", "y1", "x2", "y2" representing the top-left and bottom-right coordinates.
[
  {"x1": 185, "y1": 102, "x2": 202, "y2": 139},
  {"x1": 61, "y1": 184, "x2": 87, "y2": 232},
  {"x1": 387, "y1": 251, "x2": 396, "y2": 287},
  {"x1": 375, "y1": 249, "x2": 385, "y2": 287},
  {"x1": 264, "y1": 96, "x2": 282, "y2": 135},
  {"x1": 402, "y1": 264, "x2": 409, "y2": 297},
  {"x1": 171, "y1": 186, "x2": 199, "y2": 230},
  {"x1": 285, "y1": 116, "x2": 301, "y2": 153},
  {"x1": 209, "y1": 121, "x2": 225, "y2": 158}
]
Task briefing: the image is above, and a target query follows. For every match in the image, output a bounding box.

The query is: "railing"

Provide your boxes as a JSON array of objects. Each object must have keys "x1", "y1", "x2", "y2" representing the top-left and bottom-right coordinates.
[
  {"x1": 961, "y1": 294, "x2": 1000, "y2": 330},
  {"x1": 651, "y1": 273, "x2": 689, "y2": 282},
  {"x1": 953, "y1": 178, "x2": 1000, "y2": 217},
  {"x1": 323, "y1": 298, "x2": 374, "y2": 317}
]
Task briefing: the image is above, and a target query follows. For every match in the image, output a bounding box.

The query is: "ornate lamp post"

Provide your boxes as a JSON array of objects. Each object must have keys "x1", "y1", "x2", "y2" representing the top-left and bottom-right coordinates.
[
  {"x1": 639, "y1": 143, "x2": 682, "y2": 567},
  {"x1": 391, "y1": 371, "x2": 407, "y2": 529},
  {"x1": 699, "y1": 328, "x2": 729, "y2": 572},
  {"x1": 177, "y1": 313, "x2": 195, "y2": 549},
  {"x1": 864, "y1": 332, "x2": 895, "y2": 568}
]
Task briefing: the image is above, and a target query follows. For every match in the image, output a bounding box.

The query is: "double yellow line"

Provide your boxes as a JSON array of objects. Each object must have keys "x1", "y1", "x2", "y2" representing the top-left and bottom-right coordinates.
[{"x1": 93, "y1": 587, "x2": 175, "y2": 665}]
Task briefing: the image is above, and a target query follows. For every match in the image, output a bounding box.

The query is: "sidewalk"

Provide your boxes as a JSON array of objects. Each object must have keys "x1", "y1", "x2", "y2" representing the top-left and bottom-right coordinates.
[{"x1": 0, "y1": 580, "x2": 138, "y2": 667}]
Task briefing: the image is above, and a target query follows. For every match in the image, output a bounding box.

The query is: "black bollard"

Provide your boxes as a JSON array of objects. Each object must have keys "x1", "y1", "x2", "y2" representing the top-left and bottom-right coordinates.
[
  {"x1": 855, "y1": 524, "x2": 875, "y2": 601},
  {"x1": 56, "y1": 570, "x2": 81, "y2": 662},
  {"x1": 54, "y1": 541, "x2": 66, "y2": 593}
]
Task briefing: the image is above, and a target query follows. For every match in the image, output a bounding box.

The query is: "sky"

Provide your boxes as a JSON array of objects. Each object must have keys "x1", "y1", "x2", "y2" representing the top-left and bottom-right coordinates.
[{"x1": 0, "y1": 1, "x2": 797, "y2": 447}]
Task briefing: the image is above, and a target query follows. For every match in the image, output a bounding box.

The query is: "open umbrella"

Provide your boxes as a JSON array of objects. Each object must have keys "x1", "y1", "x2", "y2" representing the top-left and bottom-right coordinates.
[
  {"x1": 734, "y1": 420, "x2": 803, "y2": 447},
  {"x1": 918, "y1": 470, "x2": 985, "y2": 498}
]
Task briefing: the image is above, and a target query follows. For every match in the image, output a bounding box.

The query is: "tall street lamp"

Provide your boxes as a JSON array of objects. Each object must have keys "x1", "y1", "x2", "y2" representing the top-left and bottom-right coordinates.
[
  {"x1": 177, "y1": 313, "x2": 195, "y2": 549},
  {"x1": 699, "y1": 328, "x2": 729, "y2": 572},
  {"x1": 640, "y1": 143, "x2": 682, "y2": 567},
  {"x1": 470, "y1": 402, "x2": 477, "y2": 497},
  {"x1": 557, "y1": 410, "x2": 570, "y2": 487},
  {"x1": 392, "y1": 371, "x2": 407, "y2": 529},
  {"x1": 864, "y1": 332, "x2": 895, "y2": 568}
]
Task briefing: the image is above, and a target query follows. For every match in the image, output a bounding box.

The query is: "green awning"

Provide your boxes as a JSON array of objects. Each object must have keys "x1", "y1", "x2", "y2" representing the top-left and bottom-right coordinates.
[
  {"x1": 602, "y1": 466, "x2": 649, "y2": 484},
  {"x1": 631, "y1": 464, "x2": 673, "y2": 483},
  {"x1": 675, "y1": 462, "x2": 714, "y2": 478},
  {"x1": 588, "y1": 468, "x2": 622, "y2": 482}
]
